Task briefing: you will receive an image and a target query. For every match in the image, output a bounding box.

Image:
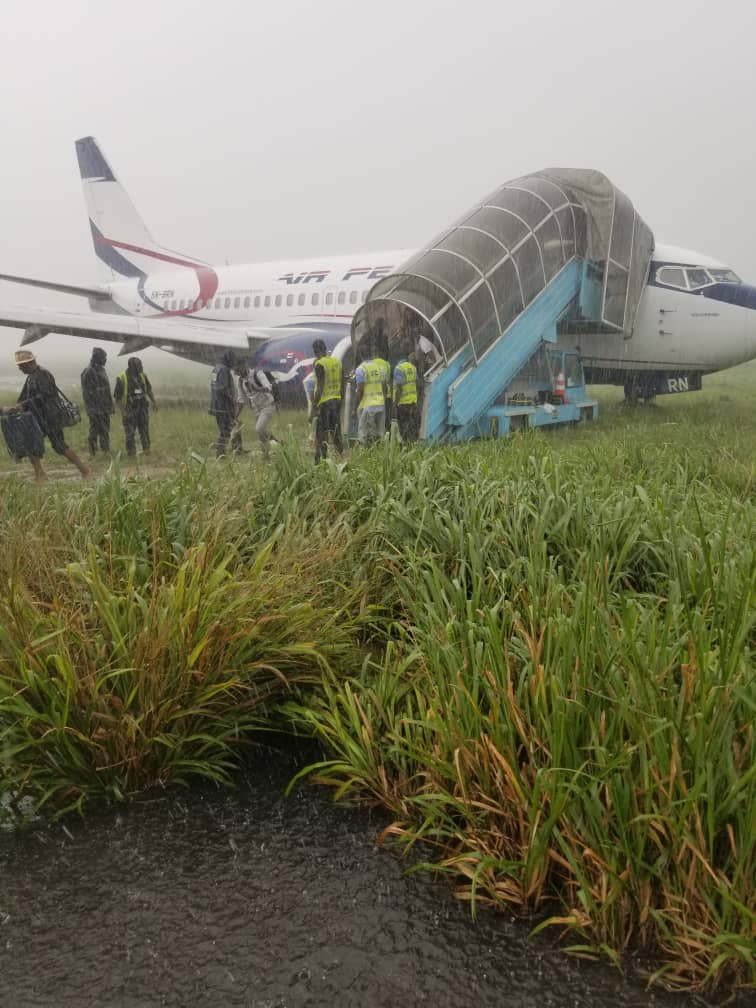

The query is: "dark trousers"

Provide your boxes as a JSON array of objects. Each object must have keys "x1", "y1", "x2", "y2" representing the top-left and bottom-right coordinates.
[
  {"x1": 87, "y1": 412, "x2": 111, "y2": 454},
  {"x1": 397, "y1": 403, "x2": 420, "y2": 443},
  {"x1": 215, "y1": 412, "x2": 235, "y2": 457},
  {"x1": 315, "y1": 399, "x2": 343, "y2": 462},
  {"x1": 123, "y1": 406, "x2": 150, "y2": 455}
]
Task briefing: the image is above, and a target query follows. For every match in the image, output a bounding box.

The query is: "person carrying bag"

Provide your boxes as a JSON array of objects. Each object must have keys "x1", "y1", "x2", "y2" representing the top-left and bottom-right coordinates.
[{"x1": 3, "y1": 349, "x2": 90, "y2": 480}]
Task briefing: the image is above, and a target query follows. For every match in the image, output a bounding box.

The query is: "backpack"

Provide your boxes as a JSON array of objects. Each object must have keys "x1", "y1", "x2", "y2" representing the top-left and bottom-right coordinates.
[
  {"x1": 266, "y1": 371, "x2": 281, "y2": 405},
  {"x1": 249, "y1": 369, "x2": 279, "y2": 404}
]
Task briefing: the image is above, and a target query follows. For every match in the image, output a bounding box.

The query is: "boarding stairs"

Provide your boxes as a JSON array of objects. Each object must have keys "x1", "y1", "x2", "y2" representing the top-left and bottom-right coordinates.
[{"x1": 350, "y1": 168, "x2": 653, "y2": 443}]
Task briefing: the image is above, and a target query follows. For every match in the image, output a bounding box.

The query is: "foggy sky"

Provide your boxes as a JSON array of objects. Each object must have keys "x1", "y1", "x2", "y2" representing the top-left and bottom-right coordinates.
[{"x1": 2, "y1": 0, "x2": 755, "y2": 370}]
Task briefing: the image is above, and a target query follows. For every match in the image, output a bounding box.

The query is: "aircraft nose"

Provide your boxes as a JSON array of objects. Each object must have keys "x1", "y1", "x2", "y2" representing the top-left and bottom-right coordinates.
[
  {"x1": 740, "y1": 284, "x2": 756, "y2": 358},
  {"x1": 703, "y1": 281, "x2": 756, "y2": 364}
]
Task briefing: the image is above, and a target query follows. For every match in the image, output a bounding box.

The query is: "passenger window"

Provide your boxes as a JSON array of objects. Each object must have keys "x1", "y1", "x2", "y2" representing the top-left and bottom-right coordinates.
[
  {"x1": 298, "y1": 293, "x2": 306, "y2": 306},
  {"x1": 264, "y1": 296, "x2": 270, "y2": 307},
  {"x1": 243, "y1": 296, "x2": 250, "y2": 308},
  {"x1": 171, "y1": 300, "x2": 177, "y2": 310},
  {"x1": 325, "y1": 293, "x2": 333, "y2": 306},
  {"x1": 686, "y1": 268, "x2": 711, "y2": 288},
  {"x1": 349, "y1": 290, "x2": 358, "y2": 304},
  {"x1": 312, "y1": 293, "x2": 319, "y2": 306},
  {"x1": 361, "y1": 291, "x2": 368, "y2": 303},
  {"x1": 275, "y1": 295, "x2": 282, "y2": 307},
  {"x1": 286, "y1": 294, "x2": 294, "y2": 306},
  {"x1": 254, "y1": 296, "x2": 261, "y2": 308},
  {"x1": 337, "y1": 291, "x2": 346, "y2": 305},
  {"x1": 234, "y1": 296, "x2": 240, "y2": 309},
  {"x1": 224, "y1": 297, "x2": 231, "y2": 308},
  {"x1": 657, "y1": 267, "x2": 686, "y2": 288},
  {"x1": 214, "y1": 298, "x2": 221, "y2": 309},
  {"x1": 178, "y1": 300, "x2": 185, "y2": 310}
]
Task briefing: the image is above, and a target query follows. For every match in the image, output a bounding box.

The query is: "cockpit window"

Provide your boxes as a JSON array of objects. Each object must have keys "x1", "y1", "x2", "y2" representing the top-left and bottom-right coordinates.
[
  {"x1": 708, "y1": 268, "x2": 741, "y2": 284},
  {"x1": 657, "y1": 266, "x2": 687, "y2": 288},
  {"x1": 686, "y1": 268, "x2": 713, "y2": 289}
]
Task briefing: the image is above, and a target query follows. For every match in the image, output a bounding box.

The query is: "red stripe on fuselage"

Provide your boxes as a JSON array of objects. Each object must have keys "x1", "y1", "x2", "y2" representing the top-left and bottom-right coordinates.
[{"x1": 95, "y1": 232, "x2": 219, "y2": 304}]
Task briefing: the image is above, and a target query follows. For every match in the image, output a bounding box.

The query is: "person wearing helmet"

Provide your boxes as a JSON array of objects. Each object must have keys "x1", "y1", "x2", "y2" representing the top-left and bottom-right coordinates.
[
  {"x1": 311, "y1": 338, "x2": 343, "y2": 462},
  {"x1": 114, "y1": 357, "x2": 158, "y2": 457},
  {"x1": 80, "y1": 347, "x2": 114, "y2": 457}
]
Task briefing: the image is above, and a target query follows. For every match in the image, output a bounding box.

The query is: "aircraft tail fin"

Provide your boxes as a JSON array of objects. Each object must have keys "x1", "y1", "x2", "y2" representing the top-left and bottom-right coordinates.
[{"x1": 75, "y1": 136, "x2": 206, "y2": 285}]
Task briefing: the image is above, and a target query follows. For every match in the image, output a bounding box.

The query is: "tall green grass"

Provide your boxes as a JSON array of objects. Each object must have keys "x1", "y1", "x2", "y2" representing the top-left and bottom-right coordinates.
[
  {"x1": 279, "y1": 441, "x2": 755, "y2": 991},
  {"x1": 0, "y1": 464, "x2": 365, "y2": 816},
  {"x1": 0, "y1": 376, "x2": 754, "y2": 991}
]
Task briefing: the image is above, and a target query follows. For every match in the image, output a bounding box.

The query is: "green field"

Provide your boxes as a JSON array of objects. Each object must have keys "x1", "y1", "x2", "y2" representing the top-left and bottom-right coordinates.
[{"x1": 0, "y1": 363, "x2": 754, "y2": 992}]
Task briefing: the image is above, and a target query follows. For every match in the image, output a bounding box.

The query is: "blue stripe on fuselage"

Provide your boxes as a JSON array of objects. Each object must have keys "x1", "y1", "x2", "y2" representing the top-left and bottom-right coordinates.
[
  {"x1": 90, "y1": 221, "x2": 144, "y2": 279},
  {"x1": 701, "y1": 283, "x2": 756, "y2": 310},
  {"x1": 251, "y1": 326, "x2": 347, "y2": 369}
]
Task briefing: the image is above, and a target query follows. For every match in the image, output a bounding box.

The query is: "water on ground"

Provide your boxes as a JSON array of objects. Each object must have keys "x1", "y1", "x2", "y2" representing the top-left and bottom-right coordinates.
[{"x1": 0, "y1": 751, "x2": 749, "y2": 1008}]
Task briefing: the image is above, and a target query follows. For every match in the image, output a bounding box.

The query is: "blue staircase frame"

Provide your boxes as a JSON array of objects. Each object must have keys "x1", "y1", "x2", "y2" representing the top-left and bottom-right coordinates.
[{"x1": 422, "y1": 259, "x2": 583, "y2": 442}]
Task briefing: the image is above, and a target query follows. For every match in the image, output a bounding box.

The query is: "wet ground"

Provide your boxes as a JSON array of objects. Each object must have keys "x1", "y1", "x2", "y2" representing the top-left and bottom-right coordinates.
[{"x1": 0, "y1": 751, "x2": 749, "y2": 1008}]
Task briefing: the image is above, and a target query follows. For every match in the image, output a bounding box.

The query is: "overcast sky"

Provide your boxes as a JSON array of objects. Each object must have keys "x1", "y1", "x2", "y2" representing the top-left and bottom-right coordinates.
[{"x1": 1, "y1": 0, "x2": 754, "y2": 370}]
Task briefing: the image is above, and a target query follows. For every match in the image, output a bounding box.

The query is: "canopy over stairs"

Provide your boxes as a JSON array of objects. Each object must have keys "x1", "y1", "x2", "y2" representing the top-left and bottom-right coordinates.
[{"x1": 350, "y1": 169, "x2": 654, "y2": 440}]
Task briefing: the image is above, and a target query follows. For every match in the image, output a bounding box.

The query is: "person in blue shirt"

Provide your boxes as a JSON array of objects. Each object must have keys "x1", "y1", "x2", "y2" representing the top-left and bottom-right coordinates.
[{"x1": 353, "y1": 348, "x2": 388, "y2": 445}]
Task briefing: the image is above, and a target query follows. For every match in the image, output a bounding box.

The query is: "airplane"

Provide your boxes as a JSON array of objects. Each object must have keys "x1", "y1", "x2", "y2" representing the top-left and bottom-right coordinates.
[{"x1": 1, "y1": 136, "x2": 755, "y2": 404}]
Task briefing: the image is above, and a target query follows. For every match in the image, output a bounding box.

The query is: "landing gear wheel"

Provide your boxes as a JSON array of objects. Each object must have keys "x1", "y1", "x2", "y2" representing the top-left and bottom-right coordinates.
[{"x1": 623, "y1": 382, "x2": 656, "y2": 406}]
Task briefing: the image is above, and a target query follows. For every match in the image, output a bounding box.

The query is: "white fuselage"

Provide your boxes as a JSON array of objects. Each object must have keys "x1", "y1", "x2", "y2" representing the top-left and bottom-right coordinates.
[
  {"x1": 103, "y1": 242, "x2": 756, "y2": 378},
  {"x1": 573, "y1": 243, "x2": 756, "y2": 376},
  {"x1": 106, "y1": 251, "x2": 406, "y2": 328}
]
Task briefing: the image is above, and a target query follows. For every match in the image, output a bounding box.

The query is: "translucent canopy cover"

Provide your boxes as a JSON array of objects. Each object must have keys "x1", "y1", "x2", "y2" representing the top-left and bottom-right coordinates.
[{"x1": 352, "y1": 169, "x2": 654, "y2": 364}]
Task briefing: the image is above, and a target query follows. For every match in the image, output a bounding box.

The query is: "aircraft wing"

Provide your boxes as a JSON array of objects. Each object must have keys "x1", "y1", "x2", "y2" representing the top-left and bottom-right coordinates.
[
  {"x1": 0, "y1": 272, "x2": 109, "y2": 300},
  {"x1": 0, "y1": 302, "x2": 320, "y2": 358}
]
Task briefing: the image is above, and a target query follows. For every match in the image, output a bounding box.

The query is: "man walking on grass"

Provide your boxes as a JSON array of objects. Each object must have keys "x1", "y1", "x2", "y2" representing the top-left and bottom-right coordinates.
[
  {"x1": 311, "y1": 339, "x2": 343, "y2": 462},
  {"x1": 353, "y1": 345, "x2": 388, "y2": 445},
  {"x1": 80, "y1": 346, "x2": 114, "y2": 457},
  {"x1": 209, "y1": 350, "x2": 240, "y2": 458},
  {"x1": 237, "y1": 362, "x2": 279, "y2": 460},
  {"x1": 0, "y1": 349, "x2": 91, "y2": 480},
  {"x1": 393, "y1": 350, "x2": 420, "y2": 443},
  {"x1": 114, "y1": 357, "x2": 158, "y2": 457}
]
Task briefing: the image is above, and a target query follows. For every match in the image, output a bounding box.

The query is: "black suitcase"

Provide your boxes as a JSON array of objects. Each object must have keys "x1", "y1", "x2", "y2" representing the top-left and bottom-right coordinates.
[{"x1": 1, "y1": 411, "x2": 45, "y2": 459}]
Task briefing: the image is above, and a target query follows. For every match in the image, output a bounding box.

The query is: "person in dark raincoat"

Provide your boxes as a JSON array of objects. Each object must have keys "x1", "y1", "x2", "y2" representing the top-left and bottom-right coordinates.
[
  {"x1": 0, "y1": 349, "x2": 91, "y2": 480},
  {"x1": 209, "y1": 350, "x2": 239, "y2": 458},
  {"x1": 80, "y1": 346, "x2": 114, "y2": 456}
]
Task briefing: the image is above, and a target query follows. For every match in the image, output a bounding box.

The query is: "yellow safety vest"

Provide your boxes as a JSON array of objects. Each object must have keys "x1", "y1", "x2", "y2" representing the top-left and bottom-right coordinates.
[
  {"x1": 373, "y1": 357, "x2": 391, "y2": 400},
  {"x1": 395, "y1": 360, "x2": 417, "y2": 405},
  {"x1": 316, "y1": 355, "x2": 342, "y2": 403},
  {"x1": 360, "y1": 360, "x2": 386, "y2": 409},
  {"x1": 120, "y1": 371, "x2": 147, "y2": 402}
]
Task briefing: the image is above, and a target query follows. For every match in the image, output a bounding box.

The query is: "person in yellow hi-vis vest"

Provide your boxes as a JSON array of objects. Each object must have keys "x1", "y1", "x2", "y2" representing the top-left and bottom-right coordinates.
[
  {"x1": 114, "y1": 357, "x2": 158, "y2": 456},
  {"x1": 373, "y1": 353, "x2": 392, "y2": 419},
  {"x1": 353, "y1": 351, "x2": 388, "y2": 445},
  {"x1": 311, "y1": 339, "x2": 343, "y2": 462},
  {"x1": 393, "y1": 353, "x2": 419, "y2": 442}
]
